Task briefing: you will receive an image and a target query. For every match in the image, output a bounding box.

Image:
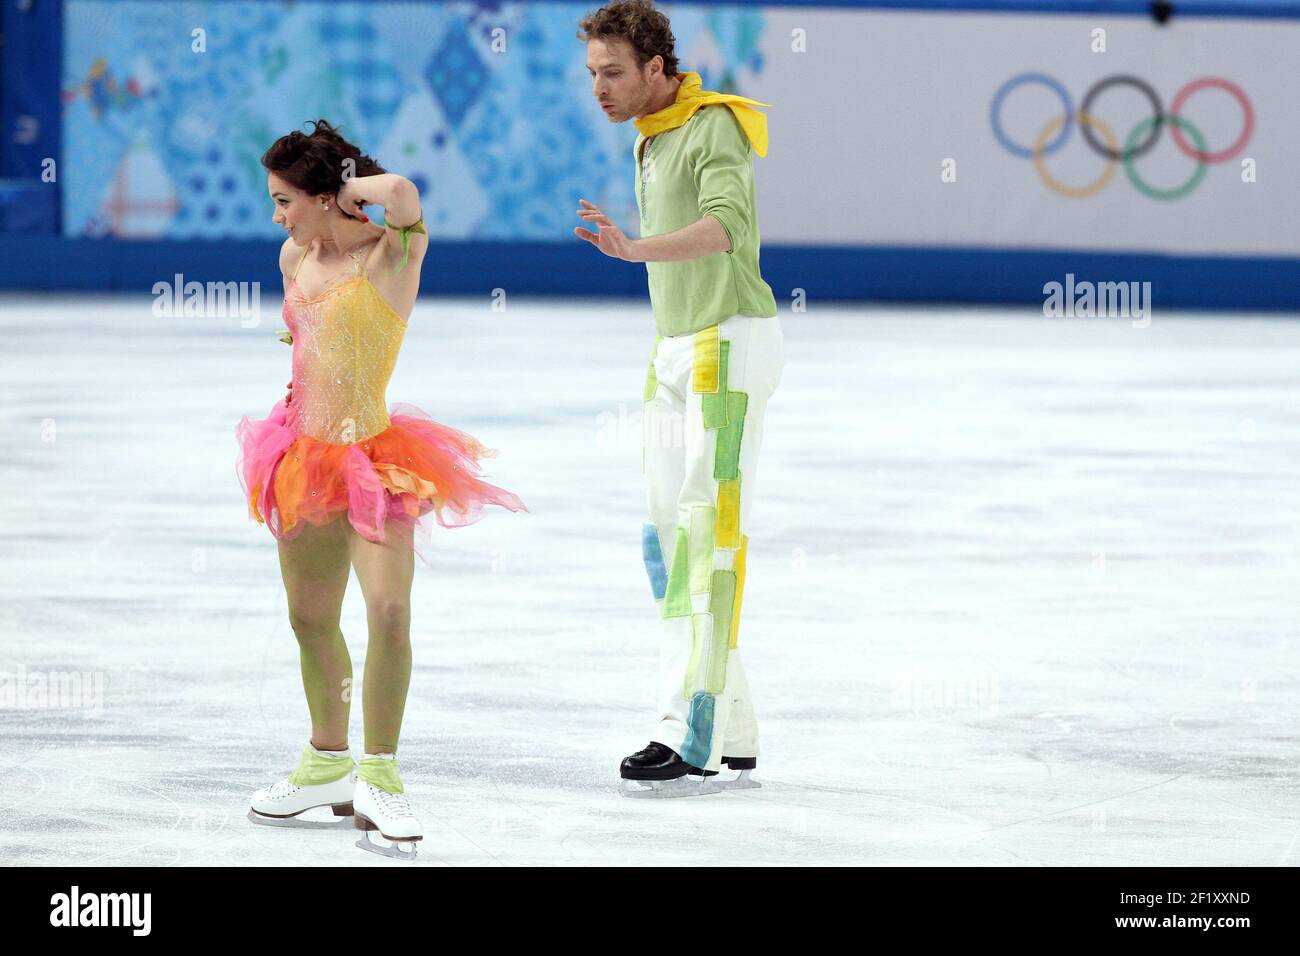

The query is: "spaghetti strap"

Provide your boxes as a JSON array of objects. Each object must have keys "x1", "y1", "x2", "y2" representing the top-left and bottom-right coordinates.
[{"x1": 291, "y1": 244, "x2": 309, "y2": 281}]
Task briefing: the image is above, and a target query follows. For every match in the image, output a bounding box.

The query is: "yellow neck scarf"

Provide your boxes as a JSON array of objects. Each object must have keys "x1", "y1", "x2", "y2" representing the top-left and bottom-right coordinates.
[{"x1": 634, "y1": 71, "x2": 772, "y2": 158}]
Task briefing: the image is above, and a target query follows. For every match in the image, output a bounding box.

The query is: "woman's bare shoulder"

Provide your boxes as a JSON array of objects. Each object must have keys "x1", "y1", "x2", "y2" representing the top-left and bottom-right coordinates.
[{"x1": 279, "y1": 236, "x2": 299, "y2": 277}]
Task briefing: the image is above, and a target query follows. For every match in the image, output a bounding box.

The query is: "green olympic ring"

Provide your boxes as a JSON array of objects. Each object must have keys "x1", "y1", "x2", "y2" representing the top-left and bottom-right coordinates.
[{"x1": 1121, "y1": 114, "x2": 1208, "y2": 201}]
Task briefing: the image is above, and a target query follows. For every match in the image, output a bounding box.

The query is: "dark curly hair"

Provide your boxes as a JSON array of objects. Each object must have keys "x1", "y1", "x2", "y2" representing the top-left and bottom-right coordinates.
[
  {"x1": 577, "y1": 0, "x2": 678, "y2": 77},
  {"x1": 261, "y1": 119, "x2": 386, "y2": 207}
]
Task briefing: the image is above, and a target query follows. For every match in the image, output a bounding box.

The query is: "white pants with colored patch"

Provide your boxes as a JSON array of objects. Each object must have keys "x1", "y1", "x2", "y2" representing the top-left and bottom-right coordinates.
[{"x1": 639, "y1": 314, "x2": 784, "y2": 772}]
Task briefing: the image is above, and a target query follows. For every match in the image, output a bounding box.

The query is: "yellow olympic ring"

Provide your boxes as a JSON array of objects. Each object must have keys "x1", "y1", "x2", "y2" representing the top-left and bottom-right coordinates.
[{"x1": 1032, "y1": 112, "x2": 1119, "y2": 198}]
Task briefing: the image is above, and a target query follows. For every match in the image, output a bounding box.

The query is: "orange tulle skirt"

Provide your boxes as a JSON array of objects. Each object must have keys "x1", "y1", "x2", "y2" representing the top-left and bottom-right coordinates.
[{"x1": 236, "y1": 398, "x2": 526, "y2": 553}]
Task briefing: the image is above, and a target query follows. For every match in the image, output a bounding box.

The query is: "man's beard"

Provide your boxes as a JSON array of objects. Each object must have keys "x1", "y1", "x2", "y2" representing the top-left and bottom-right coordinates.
[{"x1": 629, "y1": 78, "x2": 654, "y2": 117}]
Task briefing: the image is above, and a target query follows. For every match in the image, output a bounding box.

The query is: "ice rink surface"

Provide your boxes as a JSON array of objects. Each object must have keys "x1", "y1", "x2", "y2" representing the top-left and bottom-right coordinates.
[{"x1": 2, "y1": 293, "x2": 1298, "y2": 866}]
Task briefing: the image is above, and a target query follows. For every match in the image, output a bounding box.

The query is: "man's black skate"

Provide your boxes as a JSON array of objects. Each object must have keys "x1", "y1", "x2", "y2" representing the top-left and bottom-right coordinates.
[
  {"x1": 687, "y1": 755, "x2": 761, "y2": 791},
  {"x1": 620, "y1": 742, "x2": 696, "y2": 780},
  {"x1": 619, "y1": 743, "x2": 759, "y2": 797}
]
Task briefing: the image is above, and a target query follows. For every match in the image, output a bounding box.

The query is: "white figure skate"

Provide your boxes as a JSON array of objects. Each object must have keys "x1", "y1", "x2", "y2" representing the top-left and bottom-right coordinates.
[
  {"x1": 248, "y1": 756, "x2": 357, "y2": 829},
  {"x1": 354, "y1": 778, "x2": 423, "y2": 861}
]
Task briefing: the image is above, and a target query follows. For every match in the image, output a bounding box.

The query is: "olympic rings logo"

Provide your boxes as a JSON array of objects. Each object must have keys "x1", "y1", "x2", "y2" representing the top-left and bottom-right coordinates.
[{"x1": 990, "y1": 73, "x2": 1254, "y2": 200}]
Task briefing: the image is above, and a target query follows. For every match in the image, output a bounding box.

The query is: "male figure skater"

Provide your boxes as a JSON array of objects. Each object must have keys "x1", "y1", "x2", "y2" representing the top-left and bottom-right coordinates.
[{"x1": 574, "y1": 0, "x2": 784, "y2": 795}]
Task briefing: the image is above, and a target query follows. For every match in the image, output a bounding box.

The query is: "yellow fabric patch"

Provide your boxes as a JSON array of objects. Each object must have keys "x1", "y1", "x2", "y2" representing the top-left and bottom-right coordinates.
[
  {"x1": 715, "y1": 478, "x2": 740, "y2": 548},
  {"x1": 730, "y1": 535, "x2": 748, "y2": 649},
  {"x1": 692, "y1": 324, "x2": 720, "y2": 393}
]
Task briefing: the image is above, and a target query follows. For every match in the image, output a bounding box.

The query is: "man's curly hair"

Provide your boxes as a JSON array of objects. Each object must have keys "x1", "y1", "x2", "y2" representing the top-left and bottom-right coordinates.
[{"x1": 577, "y1": 0, "x2": 679, "y2": 77}]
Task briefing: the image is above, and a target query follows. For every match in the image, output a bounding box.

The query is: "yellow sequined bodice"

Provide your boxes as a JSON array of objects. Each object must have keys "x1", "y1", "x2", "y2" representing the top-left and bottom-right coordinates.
[{"x1": 285, "y1": 251, "x2": 407, "y2": 445}]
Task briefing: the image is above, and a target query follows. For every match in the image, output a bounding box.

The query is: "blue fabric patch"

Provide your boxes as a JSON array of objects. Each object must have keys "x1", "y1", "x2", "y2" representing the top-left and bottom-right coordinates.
[
  {"x1": 680, "y1": 691, "x2": 715, "y2": 768},
  {"x1": 641, "y1": 523, "x2": 668, "y2": 600}
]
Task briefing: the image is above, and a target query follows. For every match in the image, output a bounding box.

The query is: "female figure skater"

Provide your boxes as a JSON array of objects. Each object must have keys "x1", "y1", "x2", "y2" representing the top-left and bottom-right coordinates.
[{"x1": 237, "y1": 120, "x2": 526, "y2": 860}]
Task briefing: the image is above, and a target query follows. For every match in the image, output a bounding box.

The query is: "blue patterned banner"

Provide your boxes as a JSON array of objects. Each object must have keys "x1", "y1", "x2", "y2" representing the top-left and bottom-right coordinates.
[{"x1": 62, "y1": 1, "x2": 768, "y2": 240}]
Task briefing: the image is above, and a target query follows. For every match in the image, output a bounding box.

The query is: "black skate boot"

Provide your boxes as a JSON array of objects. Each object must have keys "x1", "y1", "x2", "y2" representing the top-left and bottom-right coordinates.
[
  {"x1": 686, "y1": 754, "x2": 761, "y2": 791},
  {"x1": 619, "y1": 743, "x2": 721, "y2": 798}
]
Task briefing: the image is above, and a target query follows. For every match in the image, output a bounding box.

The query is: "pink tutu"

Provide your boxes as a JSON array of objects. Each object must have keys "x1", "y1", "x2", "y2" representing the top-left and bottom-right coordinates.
[{"x1": 236, "y1": 398, "x2": 527, "y2": 564}]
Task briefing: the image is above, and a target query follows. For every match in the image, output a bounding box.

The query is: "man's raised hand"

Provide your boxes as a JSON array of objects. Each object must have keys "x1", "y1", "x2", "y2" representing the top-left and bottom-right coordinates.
[{"x1": 574, "y1": 199, "x2": 638, "y2": 261}]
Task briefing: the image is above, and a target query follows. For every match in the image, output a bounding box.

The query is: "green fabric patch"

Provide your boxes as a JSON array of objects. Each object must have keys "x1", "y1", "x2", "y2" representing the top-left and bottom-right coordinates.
[
  {"x1": 707, "y1": 571, "x2": 736, "y2": 693},
  {"x1": 643, "y1": 335, "x2": 661, "y2": 403},
  {"x1": 701, "y1": 341, "x2": 731, "y2": 429},
  {"x1": 662, "y1": 526, "x2": 691, "y2": 618},
  {"x1": 713, "y1": 391, "x2": 749, "y2": 480},
  {"x1": 683, "y1": 612, "x2": 711, "y2": 698},
  {"x1": 688, "y1": 506, "x2": 716, "y2": 596},
  {"x1": 641, "y1": 336, "x2": 662, "y2": 473},
  {"x1": 643, "y1": 360, "x2": 658, "y2": 403}
]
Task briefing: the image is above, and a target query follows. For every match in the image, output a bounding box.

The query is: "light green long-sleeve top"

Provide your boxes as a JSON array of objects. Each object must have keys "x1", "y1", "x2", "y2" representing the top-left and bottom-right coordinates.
[{"x1": 633, "y1": 104, "x2": 778, "y2": 338}]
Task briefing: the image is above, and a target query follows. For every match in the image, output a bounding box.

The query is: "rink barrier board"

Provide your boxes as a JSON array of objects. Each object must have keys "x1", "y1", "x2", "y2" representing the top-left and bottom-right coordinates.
[{"x1": 3, "y1": 237, "x2": 1299, "y2": 309}]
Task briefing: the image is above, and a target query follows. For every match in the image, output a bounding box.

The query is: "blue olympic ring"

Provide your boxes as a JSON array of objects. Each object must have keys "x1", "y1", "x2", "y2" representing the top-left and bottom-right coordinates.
[{"x1": 989, "y1": 72, "x2": 1075, "y2": 160}]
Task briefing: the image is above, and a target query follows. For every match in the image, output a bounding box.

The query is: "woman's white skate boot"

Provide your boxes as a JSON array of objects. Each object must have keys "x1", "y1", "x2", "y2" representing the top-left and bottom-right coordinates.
[
  {"x1": 353, "y1": 752, "x2": 423, "y2": 861},
  {"x1": 248, "y1": 744, "x2": 357, "y2": 828}
]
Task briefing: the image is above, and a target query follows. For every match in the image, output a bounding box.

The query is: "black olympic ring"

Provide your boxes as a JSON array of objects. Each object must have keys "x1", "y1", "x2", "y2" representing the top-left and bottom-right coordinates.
[{"x1": 1078, "y1": 74, "x2": 1164, "y2": 161}]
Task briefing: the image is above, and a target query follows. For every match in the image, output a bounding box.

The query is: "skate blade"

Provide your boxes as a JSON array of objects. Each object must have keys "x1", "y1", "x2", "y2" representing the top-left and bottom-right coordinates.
[
  {"x1": 715, "y1": 769, "x2": 762, "y2": 791},
  {"x1": 354, "y1": 812, "x2": 422, "y2": 860},
  {"x1": 620, "y1": 775, "x2": 725, "y2": 799},
  {"x1": 679, "y1": 768, "x2": 761, "y2": 792},
  {"x1": 246, "y1": 805, "x2": 354, "y2": 829},
  {"x1": 355, "y1": 830, "x2": 419, "y2": 861}
]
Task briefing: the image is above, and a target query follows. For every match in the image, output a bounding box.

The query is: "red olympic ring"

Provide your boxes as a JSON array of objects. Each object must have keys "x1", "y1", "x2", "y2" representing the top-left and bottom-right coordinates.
[{"x1": 1168, "y1": 77, "x2": 1254, "y2": 164}]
